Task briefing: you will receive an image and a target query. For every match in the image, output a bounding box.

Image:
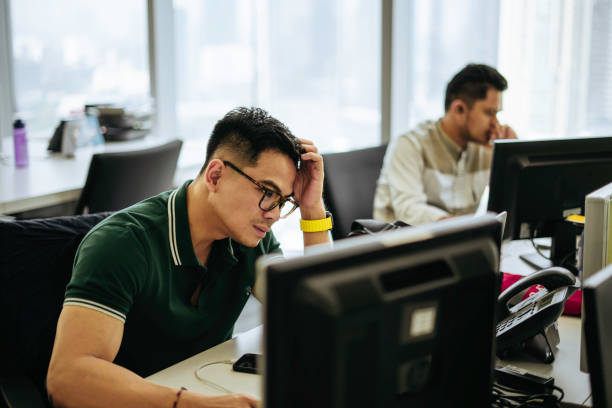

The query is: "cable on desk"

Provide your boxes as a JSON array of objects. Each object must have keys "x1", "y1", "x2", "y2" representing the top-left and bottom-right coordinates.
[
  {"x1": 194, "y1": 360, "x2": 235, "y2": 394},
  {"x1": 529, "y1": 222, "x2": 579, "y2": 273},
  {"x1": 491, "y1": 382, "x2": 564, "y2": 408},
  {"x1": 529, "y1": 223, "x2": 552, "y2": 261}
]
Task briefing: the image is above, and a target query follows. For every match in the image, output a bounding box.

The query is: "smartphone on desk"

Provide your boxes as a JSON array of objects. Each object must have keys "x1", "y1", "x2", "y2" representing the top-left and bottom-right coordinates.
[{"x1": 232, "y1": 353, "x2": 261, "y2": 374}]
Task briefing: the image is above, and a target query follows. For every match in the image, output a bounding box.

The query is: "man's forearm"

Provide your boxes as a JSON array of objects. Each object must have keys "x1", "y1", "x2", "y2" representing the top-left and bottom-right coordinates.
[
  {"x1": 47, "y1": 354, "x2": 258, "y2": 408},
  {"x1": 47, "y1": 356, "x2": 179, "y2": 408}
]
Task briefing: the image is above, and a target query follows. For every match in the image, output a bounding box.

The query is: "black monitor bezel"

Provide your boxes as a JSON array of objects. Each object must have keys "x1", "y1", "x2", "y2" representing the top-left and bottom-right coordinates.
[
  {"x1": 488, "y1": 136, "x2": 612, "y2": 238},
  {"x1": 487, "y1": 136, "x2": 612, "y2": 268},
  {"x1": 261, "y1": 214, "x2": 502, "y2": 408},
  {"x1": 583, "y1": 264, "x2": 612, "y2": 407}
]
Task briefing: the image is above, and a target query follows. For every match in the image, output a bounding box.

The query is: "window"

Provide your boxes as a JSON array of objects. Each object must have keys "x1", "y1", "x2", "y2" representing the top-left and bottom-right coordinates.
[
  {"x1": 3, "y1": 1, "x2": 610, "y2": 250},
  {"x1": 391, "y1": 0, "x2": 500, "y2": 139},
  {"x1": 392, "y1": 0, "x2": 612, "y2": 140},
  {"x1": 174, "y1": 0, "x2": 381, "y2": 153},
  {"x1": 499, "y1": 0, "x2": 612, "y2": 138},
  {"x1": 10, "y1": 0, "x2": 149, "y2": 138}
]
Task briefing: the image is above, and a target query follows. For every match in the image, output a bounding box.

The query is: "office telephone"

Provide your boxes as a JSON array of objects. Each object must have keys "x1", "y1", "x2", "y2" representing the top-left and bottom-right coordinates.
[{"x1": 496, "y1": 267, "x2": 578, "y2": 363}]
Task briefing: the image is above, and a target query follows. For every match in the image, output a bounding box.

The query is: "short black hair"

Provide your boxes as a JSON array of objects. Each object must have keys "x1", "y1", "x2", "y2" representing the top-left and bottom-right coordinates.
[
  {"x1": 444, "y1": 64, "x2": 508, "y2": 112},
  {"x1": 201, "y1": 107, "x2": 301, "y2": 174}
]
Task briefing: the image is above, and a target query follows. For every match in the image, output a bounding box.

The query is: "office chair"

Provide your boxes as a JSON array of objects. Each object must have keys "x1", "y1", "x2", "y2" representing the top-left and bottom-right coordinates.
[
  {"x1": 322, "y1": 144, "x2": 387, "y2": 240},
  {"x1": 75, "y1": 139, "x2": 183, "y2": 214},
  {"x1": 0, "y1": 213, "x2": 111, "y2": 408}
]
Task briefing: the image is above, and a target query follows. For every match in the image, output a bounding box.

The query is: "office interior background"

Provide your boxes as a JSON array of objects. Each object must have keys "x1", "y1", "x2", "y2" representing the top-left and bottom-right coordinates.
[{"x1": 1, "y1": 0, "x2": 611, "y2": 251}]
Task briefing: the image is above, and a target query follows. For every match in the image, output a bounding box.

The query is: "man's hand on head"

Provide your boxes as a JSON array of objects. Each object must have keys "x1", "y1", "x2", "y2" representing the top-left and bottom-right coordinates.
[
  {"x1": 492, "y1": 124, "x2": 517, "y2": 141},
  {"x1": 292, "y1": 138, "x2": 325, "y2": 216},
  {"x1": 487, "y1": 124, "x2": 517, "y2": 148},
  {"x1": 292, "y1": 138, "x2": 330, "y2": 247}
]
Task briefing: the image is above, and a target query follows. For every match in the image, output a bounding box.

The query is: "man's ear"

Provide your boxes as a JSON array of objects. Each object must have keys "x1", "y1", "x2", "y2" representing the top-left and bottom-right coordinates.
[
  {"x1": 204, "y1": 159, "x2": 224, "y2": 192},
  {"x1": 451, "y1": 99, "x2": 467, "y2": 116}
]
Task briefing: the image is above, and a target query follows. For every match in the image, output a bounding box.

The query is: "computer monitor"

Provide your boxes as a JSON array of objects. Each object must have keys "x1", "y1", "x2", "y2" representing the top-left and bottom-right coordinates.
[
  {"x1": 580, "y1": 181, "x2": 612, "y2": 372},
  {"x1": 582, "y1": 263, "x2": 612, "y2": 408},
  {"x1": 487, "y1": 136, "x2": 612, "y2": 270},
  {"x1": 583, "y1": 181, "x2": 612, "y2": 282},
  {"x1": 260, "y1": 214, "x2": 502, "y2": 408}
]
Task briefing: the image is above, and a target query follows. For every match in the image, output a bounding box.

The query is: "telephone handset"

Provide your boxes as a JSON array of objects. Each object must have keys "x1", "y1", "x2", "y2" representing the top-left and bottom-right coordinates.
[{"x1": 496, "y1": 267, "x2": 578, "y2": 363}]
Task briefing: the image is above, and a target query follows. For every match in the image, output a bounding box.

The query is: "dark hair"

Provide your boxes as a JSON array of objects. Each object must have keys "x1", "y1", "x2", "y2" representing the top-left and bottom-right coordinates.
[
  {"x1": 200, "y1": 107, "x2": 301, "y2": 174},
  {"x1": 444, "y1": 64, "x2": 508, "y2": 112}
]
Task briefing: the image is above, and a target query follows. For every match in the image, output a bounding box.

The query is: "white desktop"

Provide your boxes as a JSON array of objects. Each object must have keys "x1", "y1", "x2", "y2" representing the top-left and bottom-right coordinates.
[
  {"x1": 0, "y1": 136, "x2": 203, "y2": 215},
  {"x1": 146, "y1": 317, "x2": 590, "y2": 406}
]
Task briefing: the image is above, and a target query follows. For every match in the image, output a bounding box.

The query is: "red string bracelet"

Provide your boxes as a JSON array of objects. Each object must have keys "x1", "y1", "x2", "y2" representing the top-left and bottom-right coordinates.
[{"x1": 173, "y1": 387, "x2": 187, "y2": 408}]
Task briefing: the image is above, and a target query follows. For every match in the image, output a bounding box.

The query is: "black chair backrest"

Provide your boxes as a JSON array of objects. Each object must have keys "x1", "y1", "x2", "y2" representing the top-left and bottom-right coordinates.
[
  {"x1": 0, "y1": 213, "x2": 111, "y2": 403},
  {"x1": 75, "y1": 139, "x2": 183, "y2": 214},
  {"x1": 322, "y1": 144, "x2": 387, "y2": 240}
]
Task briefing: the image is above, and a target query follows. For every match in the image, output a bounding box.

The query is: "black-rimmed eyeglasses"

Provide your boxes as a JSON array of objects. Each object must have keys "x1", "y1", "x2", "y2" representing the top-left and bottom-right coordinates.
[{"x1": 223, "y1": 161, "x2": 299, "y2": 218}]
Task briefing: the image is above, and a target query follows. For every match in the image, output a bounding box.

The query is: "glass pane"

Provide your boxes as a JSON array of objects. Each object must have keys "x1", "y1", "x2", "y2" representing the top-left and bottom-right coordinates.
[
  {"x1": 174, "y1": 0, "x2": 381, "y2": 153},
  {"x1": 392, "y1": 0, "x2": 500, "y2": 139},
  {"x1": 265, "y1": 0, "x2": 381, "y2": 152},
  {"x1": 586, "y1": 0, "x2": 612, "y2": 135},
  {"x1": 393, "y1": 0, "x2": 612, "y2": 140},
  {"x1": 498, "y1": 0, "x2": 612, "y2": 139},
  {"x1": 174, "y1": 0, "x2": 255, "y2": 144},
  {"x1": 10, "y1": 0, "x2": 149, "y2": 138}
]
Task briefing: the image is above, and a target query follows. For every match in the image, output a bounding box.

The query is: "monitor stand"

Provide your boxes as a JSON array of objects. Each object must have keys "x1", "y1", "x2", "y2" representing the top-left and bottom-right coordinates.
[
  {"x1": 523, "y1": 324, "x2": 560, "y2": 363},
  {"x1": 519, "y1": 221, "x2": 578, "y2": 273}
]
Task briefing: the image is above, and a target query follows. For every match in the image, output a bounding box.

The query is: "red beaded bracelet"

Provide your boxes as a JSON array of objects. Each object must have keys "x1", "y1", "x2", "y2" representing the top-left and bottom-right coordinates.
[{"x1": 173, "y1": 387, "x2": 187, "y2": 408}]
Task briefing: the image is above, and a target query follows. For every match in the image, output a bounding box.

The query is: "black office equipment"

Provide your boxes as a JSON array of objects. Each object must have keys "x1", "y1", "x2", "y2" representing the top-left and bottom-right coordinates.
[
  {"x1": 47, "y1": 114, "x2": 105, "y2": 156},
  {"x1": 0, "y1": 213, "x2": 112, "y2": 408},
  {"x1": 580, "y1": 181, "x2": 612, "y2": 373},
  {"x1": 87, "y1": 105, "x2": 152, "y2": 142},
  {"x1": 75, "y1": 139, "x2": 183, "y2": 214},
  {"x1": 493, "y1": 365, "x2": 554, "y2": 395},
  {"x1": 487, "y1": 136, "x2": 612, "y2": 271},
  {"x1": 496, "y1": 267, "x2": 577, "y2": 363},
  {"x1": 583, "y1": 263, "x2": 612, "y2": 408},
  {"x1": 261, "y1": 214, "x2": 501, "y2": 408},
  {"x1": 232, "y1": 353, "x2": 260, "y2": 374},
  {"x1": 322, "y1": 144, "x2": 387, "y2": 240}
]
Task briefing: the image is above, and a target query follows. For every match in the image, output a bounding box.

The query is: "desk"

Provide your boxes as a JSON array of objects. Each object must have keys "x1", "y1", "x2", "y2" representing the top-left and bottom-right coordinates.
[
  {"x1": 146, "y1": 317, "x2": 590, "y2": 406},
  {"x1": 498, "y1": 240, "x2": 591, "y2": 406},
  {"x1": 501, "y1": 316, "x2": 591, "y2": 407},
  {"x1": 146, "y1": 326, "x2": 263, "y2": 399},
  {"x1": 0, "y1": 137, "x2": 203, "y2": 215},
  {"x1": 500, "y1": 238, "x2": 549, "y2": 276}
]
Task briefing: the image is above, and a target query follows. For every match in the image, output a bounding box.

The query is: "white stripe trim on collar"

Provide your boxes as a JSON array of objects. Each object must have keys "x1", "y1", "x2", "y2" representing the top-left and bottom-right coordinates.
[{"x1": 167, "y1": 190, "x2": 182, "y2": 266}]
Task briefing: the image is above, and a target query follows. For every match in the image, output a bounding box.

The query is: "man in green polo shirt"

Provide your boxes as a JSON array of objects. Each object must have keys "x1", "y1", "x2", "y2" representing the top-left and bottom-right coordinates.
[{"x1": 47, "y1": 107, "x2": 331, "y2": 408}]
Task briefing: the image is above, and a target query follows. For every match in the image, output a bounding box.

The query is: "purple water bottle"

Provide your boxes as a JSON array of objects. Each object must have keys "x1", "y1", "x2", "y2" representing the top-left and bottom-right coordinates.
[{"x1": 13, "y1": 119, "x2": 29, "y2": 167}]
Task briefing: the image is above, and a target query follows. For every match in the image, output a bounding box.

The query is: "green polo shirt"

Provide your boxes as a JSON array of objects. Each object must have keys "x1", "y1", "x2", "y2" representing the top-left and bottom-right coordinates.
[{"x1": 64, "y1": 180, "x2": 281, "y2": 376}]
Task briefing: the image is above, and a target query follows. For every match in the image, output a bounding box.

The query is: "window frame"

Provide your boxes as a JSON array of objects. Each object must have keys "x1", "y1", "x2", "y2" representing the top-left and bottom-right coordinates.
[{"x1": 0, "y1": 0, "x2": 16, "y2": 153}]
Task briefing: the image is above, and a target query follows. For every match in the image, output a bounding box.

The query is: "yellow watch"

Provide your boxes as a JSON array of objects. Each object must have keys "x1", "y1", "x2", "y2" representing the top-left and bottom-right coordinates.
[{"x1": 300, "y1": 211, "x2": 333, "y2": 232}]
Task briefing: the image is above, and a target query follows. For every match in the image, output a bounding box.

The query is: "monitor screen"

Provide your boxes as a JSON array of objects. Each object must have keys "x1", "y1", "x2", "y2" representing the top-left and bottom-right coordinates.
[
  {"x1": 487, "y1": 136, "x2": 612, "y2": 270},
  {"x1": 260, "y1": 214, "x2": 502, "y2": 408},
  {"x1": 582, "y1": 263, "x2": 612, "y2": 408}
]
